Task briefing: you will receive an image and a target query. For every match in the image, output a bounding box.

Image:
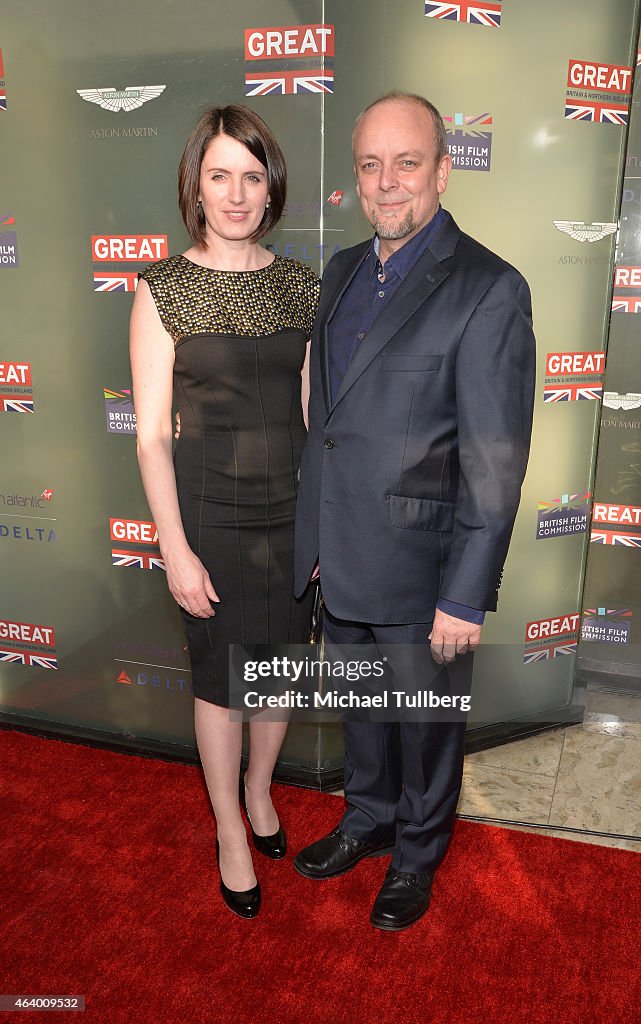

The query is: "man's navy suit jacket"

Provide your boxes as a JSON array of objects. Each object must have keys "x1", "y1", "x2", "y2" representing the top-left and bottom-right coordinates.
[{"x1": 294, "y1": 211, "x2": 536, "y2": 625}]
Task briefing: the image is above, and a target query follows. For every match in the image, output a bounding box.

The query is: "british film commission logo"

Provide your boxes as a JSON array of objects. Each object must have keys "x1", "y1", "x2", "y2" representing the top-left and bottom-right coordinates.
[
  {"x1": 92, "y1": 233, "x2": 168, "y2": 293},
  {"x1": 565, "y1": 59, "x2": 632, "y2": 125},
  {"x1": 0, "y1": 619, "x2": 58, "y2": 671},
  {"x1": 536, "y1": 491, "x2": 591, "y2": 541},
  {"x1": 104, "y1": 388, "x2": 136, "y2": 434},
  {"x1": 424, "y1": 2, "x2": 502, "y2": 27},
  {"x1": 581, "y1": 607, "x2": 632, "y2": 645},
  {"x1": 244, "y1": 23, "x2": 335, "y2": 96},
  {"x1": 1, "y1": 214, "x2": 18, "y2": 268},
  {"x1": 78, "y1": 84, "x2": 165, "y2": 139},
  {"x1": 590, "y1": 502, "x2": 641, "y2": 548},
  {"x1": 543, "y1": 351, "x2": 605, "y2": 403},
  {"x1": 0, "y1": 49, "x2": 8, "y2": 110},
  {"x1": 523, "y1": 613, "x2": 580, "y2": 665},
  {"x1": 110, "y1": 518, "x2": 165, "y2": 571},
  {"x1": 612, "y1": 266, "x2": 641, "y2": 315},
  {"x1": 0, "y1": 486, "x2": 57, "y2": 546},
  {"x1": 444, "y1": 113, "x2": 492, "y2": 172},
  {"x1": 0, "y1": 360, "x2": 34, "y2": 413}
]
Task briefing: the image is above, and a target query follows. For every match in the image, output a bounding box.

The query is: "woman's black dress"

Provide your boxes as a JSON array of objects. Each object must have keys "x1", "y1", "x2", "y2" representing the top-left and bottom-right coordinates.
[{"x1": 140, "y1": 254, "x2": 320, "y2": 706}]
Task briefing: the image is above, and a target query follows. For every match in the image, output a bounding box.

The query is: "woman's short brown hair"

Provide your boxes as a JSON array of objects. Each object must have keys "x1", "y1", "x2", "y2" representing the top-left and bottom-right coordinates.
[{"x1": 178, "y1": 104, "x2": 287, "y2": 247}]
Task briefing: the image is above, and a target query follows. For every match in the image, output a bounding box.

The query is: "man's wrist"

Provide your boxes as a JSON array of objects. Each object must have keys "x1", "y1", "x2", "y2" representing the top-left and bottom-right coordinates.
[{"x1": 436, "y1": 599, "x2": 485, "y2": 625}]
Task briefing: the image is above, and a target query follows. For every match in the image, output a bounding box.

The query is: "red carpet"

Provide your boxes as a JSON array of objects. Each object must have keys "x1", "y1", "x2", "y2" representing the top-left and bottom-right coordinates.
[{"x1": 1, "y1": 728, "x2": 640, "y2": 1024}]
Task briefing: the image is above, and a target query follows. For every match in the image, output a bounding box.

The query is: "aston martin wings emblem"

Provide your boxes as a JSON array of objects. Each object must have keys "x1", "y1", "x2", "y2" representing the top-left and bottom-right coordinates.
[
  {"x1": 553, "y1": 220, "x2": 618, "y2": 243},
  {"x1": 602, "y1": 391, "x2": 641, "y2": 410},
  {"x1": 76, "y1": 85, "x2": 166, "y2": 112}
]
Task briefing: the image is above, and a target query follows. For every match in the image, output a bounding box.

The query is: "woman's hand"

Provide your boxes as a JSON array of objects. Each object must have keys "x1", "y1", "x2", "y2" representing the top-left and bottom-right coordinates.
[{"x1": 164, "y1": 548, "x2": 220, "y2": 618}]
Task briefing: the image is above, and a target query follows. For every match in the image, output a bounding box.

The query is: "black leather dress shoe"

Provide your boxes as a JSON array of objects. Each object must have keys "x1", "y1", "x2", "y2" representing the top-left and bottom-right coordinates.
[
  {"x1": 370, "y1": 867, "x2": 432, "y2": 931},
  {"x1": 293, "y1": 827, "x2": 394, "y2": 879},
  {"x1": 240, "y1": 777, "x2": 287, "y2": 860},
  {"x1": 215, "y1": 839, "x2": 261, "y2": 919}
]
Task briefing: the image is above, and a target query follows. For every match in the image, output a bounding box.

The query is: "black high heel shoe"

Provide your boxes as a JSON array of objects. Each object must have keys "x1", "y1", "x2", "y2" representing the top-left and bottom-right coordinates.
[
  {"x1": 215, "y1": 839, "x2": 261, "y2": 919},
  {"x1": 240, "y1": 776, "x2": 287, "y2": 860}
]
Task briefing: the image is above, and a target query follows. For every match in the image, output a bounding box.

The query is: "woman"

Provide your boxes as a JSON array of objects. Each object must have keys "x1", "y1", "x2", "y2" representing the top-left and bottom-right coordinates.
[{"x1": 130, "y1": 105, "x2": 319, "y2": 919}]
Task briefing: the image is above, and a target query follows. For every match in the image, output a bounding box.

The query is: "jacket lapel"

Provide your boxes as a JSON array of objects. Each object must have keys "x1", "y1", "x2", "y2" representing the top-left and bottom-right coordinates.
[
  {"x1": 330, "y1": 239, "x2": 455, "y2": 412},
  {"x1": 317, "y1": 241, "x2": 370, "y2": 412}
]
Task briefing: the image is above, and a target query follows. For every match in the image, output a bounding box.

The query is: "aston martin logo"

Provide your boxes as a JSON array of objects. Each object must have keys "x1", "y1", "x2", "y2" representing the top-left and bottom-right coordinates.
[
  {"x1": 77, "y1": 85, "x2": 166, "y2": 112},
  {"x1": 603, "y1": 391, "x2": 641, "y2": 410},
  {"x1": 553, "y1": 220, "x2": 618, "y2": 243}
]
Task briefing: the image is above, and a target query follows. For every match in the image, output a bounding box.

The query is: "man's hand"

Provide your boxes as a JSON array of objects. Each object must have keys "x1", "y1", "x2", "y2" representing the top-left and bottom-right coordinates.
[
  {"x1": 429, "y1": 609, "x2": 481, "y2": 664},
  {"x1": 175, "y1": 411, "x2": 181, "y2": 441}
]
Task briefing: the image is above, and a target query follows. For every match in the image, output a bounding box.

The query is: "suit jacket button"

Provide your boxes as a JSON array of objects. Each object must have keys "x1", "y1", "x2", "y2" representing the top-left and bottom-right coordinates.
[{"x1": 324, "y1": 438, "x2": 334, "y2": 449}]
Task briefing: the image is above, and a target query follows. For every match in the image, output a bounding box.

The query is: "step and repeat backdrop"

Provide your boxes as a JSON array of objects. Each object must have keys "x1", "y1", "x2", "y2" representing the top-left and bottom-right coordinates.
[
  {"x1": 581, "y1": 54, "x2": 641, "y2": 677},
  {"x1": 1, "y1": 0, "x2": 639, "y2": 772}
]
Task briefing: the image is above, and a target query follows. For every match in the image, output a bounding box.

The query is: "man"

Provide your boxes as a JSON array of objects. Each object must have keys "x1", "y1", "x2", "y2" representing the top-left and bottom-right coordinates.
[{"x1": 293, "y1": 92, "x2": 536, "y2": 931}]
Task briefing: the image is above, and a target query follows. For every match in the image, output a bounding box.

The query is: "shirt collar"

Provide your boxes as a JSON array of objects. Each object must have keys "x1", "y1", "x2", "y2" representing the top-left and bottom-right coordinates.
[{"x1": 370, "y1": 205, "x2": 447, "y2": 281}]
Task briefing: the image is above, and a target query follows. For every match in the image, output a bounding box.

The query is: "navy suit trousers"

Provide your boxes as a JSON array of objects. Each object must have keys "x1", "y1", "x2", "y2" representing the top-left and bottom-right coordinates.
[{"x1": 323, "y1": 606, "x2": 472, "y2": 876}]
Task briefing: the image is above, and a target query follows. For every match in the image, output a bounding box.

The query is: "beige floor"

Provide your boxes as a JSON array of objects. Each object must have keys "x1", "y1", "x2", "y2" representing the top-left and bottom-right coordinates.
[{"x1": 460, "y1": 688, "x2": 641, "y2": 852}]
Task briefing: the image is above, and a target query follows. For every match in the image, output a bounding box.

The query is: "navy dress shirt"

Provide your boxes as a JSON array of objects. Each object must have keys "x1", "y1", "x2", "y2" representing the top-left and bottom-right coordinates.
[{"x1": 327, "y1": 207, "x2": 485, "y2": 626}]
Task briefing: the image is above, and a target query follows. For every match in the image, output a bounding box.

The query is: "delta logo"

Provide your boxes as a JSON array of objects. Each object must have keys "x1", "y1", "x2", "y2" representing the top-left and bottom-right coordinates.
[
  {"x1": 543, "y1": 351, "x2": 605, "y2": 403},
  {"x1": 590, "y1": 502, "x2": 641, "y2": 548},
  {"x1": 424, "y1": 2, "x2": 502, "y2": 28},
  {"x1": 612, "y1": 266, "x2": 641, "y2": 314},
  {"x1": 0, "y1": 360, "x2": 34, "y2": 413},
  {"x1": 104, "y1": 387, "x2": 136, "y2": 434},
  {"x1": 244, "y1": 23, "x2": 335, "y2": 96},
  {"x1": 91, "y1": 234, "x2": 168, "y2": 293},
  {"x1": 536, "y1": 491, "x2": 591, "y2": 540},
  {"x1": 266, "y1": 237, "x2": 342, "y2": 263},
  {"x1": 581, "y1": 607, "x2": 632, "y2": 645},
  {"x1": 110, "y1": 517, "x2": 165, "y2": 571},
  {"x1": 0, "y1": 49, "x2": 7, "y2": 111},
  {"x1": 0, "y1": 487, "x2": 56, "y2": 547},
  {"x1": 565, "y1": 59, "x2": 632, "y2": 125},
  {"x1": 0, "y1": 214, "x2": 18, "y2": 268},
  {"x1": 444, "y1": 113, "x2": 492, "y2": 172},
  {"x1": 523, "y1": 613, "x2": 580, "y2": 665},
  {"x1": 0, "y1": 619, "x2": 58, "y2": 670},
  {"x1": 115, "y1": 666, "x2": 191, "y2": 695}
]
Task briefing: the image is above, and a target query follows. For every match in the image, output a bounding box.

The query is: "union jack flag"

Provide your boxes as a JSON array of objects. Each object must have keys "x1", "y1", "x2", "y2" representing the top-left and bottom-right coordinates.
[
  {"x1": 543, "y1": 383, "x2": 602, "y2": 402},
  {"x1": 564, "y1": 101, "x2": 630, "y2": 126},
  {"x1": 424, "y1": 1, "x2": 502, "y2": 27},
  {"x1": 245, "y1": 70, "x2": 334, "y2": 96},
  {"x1": 0, "y1": 49, "x2": 6, "y2": 111},
  {"x1": 523, "y1": 641, "x2": 577, "y2": 664},
  {"x1": 538, "y1": 492, "x2": 591, "y2": 512},
  {"x1": 584, "y1": 608, "x2": 632, "y2": 619},
  {"x1": 590, "y1": 529, "x2": 641, "y2": 547},
  {"x1": 1, "y1": 397, "x2": 34, "y2": 413},
  {"x1": 612, "y1": 296, "x2": 641, "y2": 313},
  {"x1": 0, "y1": 648, "x2": 58, "y2": 669},
  {"x1": 443, "y1": 113, "x2": 492, "y2": 135},
  {"x1": 112, "y1": 549, "x2": 166, "y2": 571},
  {"x1": 93, "y1": 272, "x2": 139, "y2": 293}
]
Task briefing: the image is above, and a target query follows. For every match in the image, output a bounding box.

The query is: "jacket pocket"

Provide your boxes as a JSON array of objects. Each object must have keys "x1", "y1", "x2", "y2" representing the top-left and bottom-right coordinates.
[
  {"x1": 379, "y1": 354, "x2": 443, "y2": 372},
  {"x1": 388, "y1": 493, "x2": 455, "y2": 532}
]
